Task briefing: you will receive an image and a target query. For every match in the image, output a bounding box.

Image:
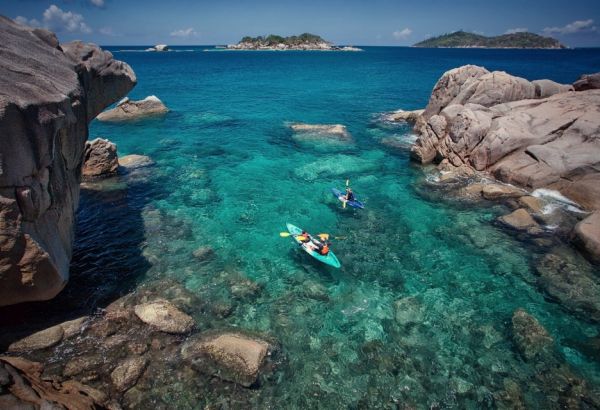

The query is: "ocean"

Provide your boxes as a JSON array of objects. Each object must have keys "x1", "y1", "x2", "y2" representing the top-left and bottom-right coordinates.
[{"x1": 68, "y1": 46, "x2": 600, "y2": 407}]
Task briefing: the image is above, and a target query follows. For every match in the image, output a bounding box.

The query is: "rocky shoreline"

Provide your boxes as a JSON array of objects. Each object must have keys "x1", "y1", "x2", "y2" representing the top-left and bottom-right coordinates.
[{"x1": 398, "y1": 65, "x2": 600, "y2": 264}]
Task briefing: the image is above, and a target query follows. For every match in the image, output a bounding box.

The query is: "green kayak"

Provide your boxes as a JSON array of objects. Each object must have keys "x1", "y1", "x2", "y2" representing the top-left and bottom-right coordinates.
[{"x1": 286, "y1": 223, "x2": 341, "y2": 268}]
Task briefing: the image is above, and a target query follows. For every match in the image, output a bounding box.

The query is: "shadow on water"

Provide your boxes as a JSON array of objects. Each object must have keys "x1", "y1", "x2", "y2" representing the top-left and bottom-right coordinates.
[{"x1": 0, "y1": 168, "x2": 163, "y2": 337}]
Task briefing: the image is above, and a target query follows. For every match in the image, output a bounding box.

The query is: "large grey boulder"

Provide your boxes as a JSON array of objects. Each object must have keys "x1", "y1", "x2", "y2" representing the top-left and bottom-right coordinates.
[
  {"x1": 573, "y1": 212, "x2": 600, "y2": 262},
  {"x1": 573, "y1": 72, "x2": 600, "y2": 91},
  {"x1": 133, "y1": 299, "x2": 194, "y2": 334},
  {"x1": 96, "y1": 95, "x2": 168, "y2": 121},
  {"x1": 0, "y1": 16, "x2": 136, "y2": 306},
  {"x1": 411, "y1": 65, "x2": 600, "y2": 222}
]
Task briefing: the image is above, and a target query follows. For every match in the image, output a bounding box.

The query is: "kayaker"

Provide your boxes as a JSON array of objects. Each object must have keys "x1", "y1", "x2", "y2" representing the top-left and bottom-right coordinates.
[
  {"x1": 297, "y1": 231, "x2": 311, "y2": 243},
  {"x1": 319, "y1": 241, "x2": 330, "y2": 256},
  {"x1": 345, "y1": 187, "x2": 355, "y2": 202}
]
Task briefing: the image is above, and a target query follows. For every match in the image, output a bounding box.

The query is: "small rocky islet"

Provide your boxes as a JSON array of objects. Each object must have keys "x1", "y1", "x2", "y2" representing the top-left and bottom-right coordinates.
[
  {"x1": 1, "y1": 14, "x2": 600, "y2": 409},
  {"x1": 225, "y1": 33, "x2": 362, "y2": 51}
]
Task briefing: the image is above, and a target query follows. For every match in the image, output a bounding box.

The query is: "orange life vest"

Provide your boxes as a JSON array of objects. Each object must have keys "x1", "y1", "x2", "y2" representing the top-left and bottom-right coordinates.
[{"x1": 321, "y1": 244, "x2": 329, "y2": 255}]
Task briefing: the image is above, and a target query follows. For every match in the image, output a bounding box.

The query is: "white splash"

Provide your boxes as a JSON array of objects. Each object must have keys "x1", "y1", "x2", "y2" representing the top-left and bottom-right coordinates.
[{"x1": 532, "y1": 188, "x2": 586, "y2": 214}]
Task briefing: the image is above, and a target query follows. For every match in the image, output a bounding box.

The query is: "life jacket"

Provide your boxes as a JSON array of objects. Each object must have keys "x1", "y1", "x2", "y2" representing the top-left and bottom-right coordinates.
[
  {"x1": 298, "y1": 234, "x2": 309, "y2": 242},
  {"x1": 321, "y1": 244, "x2": 329, "y2": 255}
]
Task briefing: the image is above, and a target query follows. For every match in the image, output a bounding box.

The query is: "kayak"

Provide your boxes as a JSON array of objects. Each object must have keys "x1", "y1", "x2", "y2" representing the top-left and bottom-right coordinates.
[
  {"x1": 332, "y1": 188, "x2": 365, "y2": 209},
  {"x1": 286, "y1": 223, "x2": 341, "y2": 268}
]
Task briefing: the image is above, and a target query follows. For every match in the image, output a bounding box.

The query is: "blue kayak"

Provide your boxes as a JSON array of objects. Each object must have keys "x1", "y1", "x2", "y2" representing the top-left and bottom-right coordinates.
[{"x1": 332, "y1": 188, "x2": 365, "y2": 209}]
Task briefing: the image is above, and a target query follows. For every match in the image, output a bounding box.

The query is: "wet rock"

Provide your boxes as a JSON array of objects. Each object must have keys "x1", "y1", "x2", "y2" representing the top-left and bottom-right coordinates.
[
  {"x1": 97, "y1": 95, "x2": 169, "y2": 121},
  {"x1": 133, "y1": 299, "x2": 194, "y2": 334},
  {"x1": 493, "y1": 378, "x2": 526, "y2": 410},
  {"x1": 230, "y1": 278, "x2": 262, "y2": 300},
  {"x1": 573, "y1": 72, "x2": 600, "y2": 91},
  {"x1": 498, "y1": 209, "x2": 542, "y2": 234},
  {"x1": 301, "y1": 280, "x2": 329, "y2": 302},
  {"x1": 1, "y1": 356, "x2": 109, "y2": 408},
  {"x1": 394, "y1": 296, "x2": 423, "y2": 326},
  {"x1": 0, "y1": 16, "x2": 135, "y2": 307},
  {"x1": 181, "y1": 332, "x2": 271, "y2": 387},
  {"x1": 511, "y1": 308, "x2": 554, "y2": 361},
  {"x1": 82, "y1": 138, "x2": 119, "y2": 179},
  {"x1": 60, "y1": 316, "x2": 89, "y2": 339},
  {"x1": 63, "y1": 354, "x2": 105, "y2": 378},
  {"x1": 462, "y1": 183, "x2": 484, "y2": 197},
  {"x1": 482, "y1": 184, "x2": 525, "y2": 200},
  {"x1": 535, "y1": 251, "x2": 600, "y2": 322},
  {"x1": 110, "y1": 356, "x2": 148, "y2": 392},
  {"x1": 192, "y1": 246, "x2": 215, "y2": 262},
  {"x1": 89, "y1": 308, "x2": 133, "y2": 337},
  {"x1": 387, "y1": 109, "x2": 424, "y2": 123},
  {"x1": 8, "y1": 325, "x2": 64, "y2": 353},
  {"x1": 573, "y1": 211, "x2": 600, "y2": 262},
  {"x1": 118, "y1": 154, "x2": 155, "y2": 170},
  {"x1": 518, "y1": 196, "x2": 543, "y2": 213}
]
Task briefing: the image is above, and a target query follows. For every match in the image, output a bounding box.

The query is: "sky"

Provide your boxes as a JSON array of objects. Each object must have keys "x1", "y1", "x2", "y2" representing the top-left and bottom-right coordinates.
[{"x1": 4, "y1": 0, "x2": 600, "y2": 47}]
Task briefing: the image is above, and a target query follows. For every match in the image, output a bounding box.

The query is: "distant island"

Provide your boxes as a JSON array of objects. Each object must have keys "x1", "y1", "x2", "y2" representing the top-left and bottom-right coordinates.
[
  {"x1": 225, "y1": 33, "x2": 362, "y2": 51},
  {"x1": 413, "y1": 31, "x2": 565, "y2": 49}
]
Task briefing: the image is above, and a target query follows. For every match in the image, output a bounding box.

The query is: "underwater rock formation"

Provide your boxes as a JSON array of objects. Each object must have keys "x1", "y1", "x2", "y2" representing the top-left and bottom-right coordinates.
[{"x1": 0, "y1": 17, "x2": 136, "y2": 307}]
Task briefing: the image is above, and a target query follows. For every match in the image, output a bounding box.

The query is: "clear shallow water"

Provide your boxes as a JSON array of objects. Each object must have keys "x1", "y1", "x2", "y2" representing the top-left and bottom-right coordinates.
[{"x1": 80, "y1": 46, "x2": 600, "y2": 407}]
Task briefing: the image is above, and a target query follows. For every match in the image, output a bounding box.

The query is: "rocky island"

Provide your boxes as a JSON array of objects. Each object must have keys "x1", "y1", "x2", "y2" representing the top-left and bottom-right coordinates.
[
  {"x1": 414, "y1": 31, "x2": 565, "y2": 49},
  {"x1": 226, "y1": 33, "x2": 362, "y2": 51}
]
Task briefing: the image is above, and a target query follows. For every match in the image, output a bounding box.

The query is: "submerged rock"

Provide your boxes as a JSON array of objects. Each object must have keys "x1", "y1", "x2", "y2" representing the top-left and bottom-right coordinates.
[
  {"x1": 133, "y1": 299, "x2": 195, "y2": 334},
  {"x1": 0, "y1": 16, "x2": 135, "y2": 307},
  {"x1": 394, "y1": 296, "x2": 424, "y2": 325},
  {"x1": 290, "y1": 123, "x2": 353, "y2": 144},
  {"x1": 192, "y1": 246, "x2": 215, "y2": 261},
  {"x1": 82, "y1": 138, "x2": 119, "y2": 179},
  {"x1": 181, "y1": 332, "x2": 271, "y2": 387},
  {"x1": 97, "y1": 95, "x2": 169, "y2": 121},
  {"x1": 511, "y1": 308, "x2": 554, "y2": 361},
  {"x1": 573, "y1": 211, "x2": 600, "y2": 262},
  {"x1": 118, "y1": 154, "x2": 155, "y2": 170},
  {"x1": 110, "y1": 356, "x2": 148, "y2": 392},
  {"x1": 535, "y1": 251, "x2": 600, "y2": 322}
]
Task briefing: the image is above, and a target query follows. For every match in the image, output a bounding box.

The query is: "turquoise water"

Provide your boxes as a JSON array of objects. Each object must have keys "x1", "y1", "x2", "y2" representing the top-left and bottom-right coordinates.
[{"x1": 81, "y1": 47, "x2": 600, "y2": 407}]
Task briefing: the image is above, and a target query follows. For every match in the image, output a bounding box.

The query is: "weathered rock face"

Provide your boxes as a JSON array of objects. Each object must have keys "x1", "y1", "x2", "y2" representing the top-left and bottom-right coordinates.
[
  {"x1": 573, "y1": 212, "x2": 600, "y2": 262},
  {"x1": 411, "y1": 65, "x2": 600, "y2": 218},
  {"x1": 96, "y1": 95, "x2": 168, "y2": 121},
  {"x1": 0, "y1": 17, "x2": 136, "y2": 306},
  {"x1": 82, "y1": 138, "x2": 119, "y2": 178},
  {"x1": 0, "y1": 356, "x2": 110, "y2": 409}
]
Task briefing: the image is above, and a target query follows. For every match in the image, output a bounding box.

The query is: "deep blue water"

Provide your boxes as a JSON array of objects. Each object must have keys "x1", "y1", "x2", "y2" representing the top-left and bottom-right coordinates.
[{"x1": 79, "y1": 46, "x2": 600, "y2": 407}]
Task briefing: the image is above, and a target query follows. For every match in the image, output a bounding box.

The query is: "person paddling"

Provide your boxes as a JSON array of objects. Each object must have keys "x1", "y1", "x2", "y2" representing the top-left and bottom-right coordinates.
[{"x1": 345, "y1": 187, "x2": 355, "y2": 202}]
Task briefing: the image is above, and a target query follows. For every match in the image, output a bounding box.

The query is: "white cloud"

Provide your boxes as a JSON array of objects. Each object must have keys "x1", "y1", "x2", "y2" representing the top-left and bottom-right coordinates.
[
  {"x1": 14, "y1": 5, "x2": 92, "y2": 34},
  {"x1": 99, "y1": 26, "x2": 116, "y2": 36},
  {"x1": 14, "y1": 16, "x2": 41, "y2": 28},
  {"x1": 505, "y1": 28, "x2": 528, "y2": 34},
  {"x1": 43, "y1": 5, "x2": 92, "y2": 34},
  {"x1": 170, "y1": 27, "x2": 198, "y2": 38},
  {"x1": 543, "y1": 19, "x2": 597, "y2": 35},
  {"x1": 393, "y1": 28, "x2": 412, "y2": 40},
  {"x1": 90, "y1": 0, "x2": 105, "y2": 7}
]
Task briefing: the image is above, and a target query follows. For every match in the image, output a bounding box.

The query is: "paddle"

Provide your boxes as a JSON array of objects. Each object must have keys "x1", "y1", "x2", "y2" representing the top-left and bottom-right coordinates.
[
  {"x1": 342, "y1": 179, "x2": 350, "y2": 209},
  {"x1": 279, "y1": 232, "x2": 346, "y2": 240}
]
